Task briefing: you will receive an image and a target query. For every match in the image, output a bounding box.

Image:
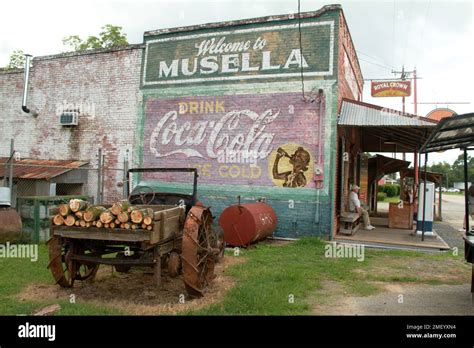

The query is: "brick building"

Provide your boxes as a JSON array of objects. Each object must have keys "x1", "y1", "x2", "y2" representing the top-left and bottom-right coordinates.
[{"x1": 0, "y1": 4, "x2": 364, "y2": 239}]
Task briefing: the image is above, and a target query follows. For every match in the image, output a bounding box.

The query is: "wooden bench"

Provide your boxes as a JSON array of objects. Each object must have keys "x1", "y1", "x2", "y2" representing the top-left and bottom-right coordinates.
[{"x1": 339, "y1": 212, "x2": 361, "y2": 235}]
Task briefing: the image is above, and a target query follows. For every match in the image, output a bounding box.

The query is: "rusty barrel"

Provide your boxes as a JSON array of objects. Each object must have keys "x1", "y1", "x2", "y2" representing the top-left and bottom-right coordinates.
[
  {"x1": 0, "y1": 207, "x2": 22, "y2": 243},
  {"x1": 219, "y1": 202, "x2": 277, "y2": 247}
]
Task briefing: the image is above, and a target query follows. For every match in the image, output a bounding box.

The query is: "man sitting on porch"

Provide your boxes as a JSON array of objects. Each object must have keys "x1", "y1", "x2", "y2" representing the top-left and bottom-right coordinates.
[{"x1": 349, "y1": 185, "x2": 375, "y2": 230}]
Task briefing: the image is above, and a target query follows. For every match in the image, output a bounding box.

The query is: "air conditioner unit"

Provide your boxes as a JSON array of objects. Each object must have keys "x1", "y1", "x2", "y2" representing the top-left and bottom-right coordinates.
[{"x1": 60, "y1": 111, "x2": 79, "y2": 126}]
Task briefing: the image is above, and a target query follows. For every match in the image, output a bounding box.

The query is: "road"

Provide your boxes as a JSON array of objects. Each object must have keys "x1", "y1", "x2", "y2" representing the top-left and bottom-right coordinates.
[{"x1": 441, "y1": 194, "x2": 468, "y2": 230}]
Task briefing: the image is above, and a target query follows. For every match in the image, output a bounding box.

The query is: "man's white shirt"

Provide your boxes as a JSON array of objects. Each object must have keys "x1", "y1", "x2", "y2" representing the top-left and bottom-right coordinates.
[{"x1": 349, "y1": 191, "x2": 360, "y2": 212}]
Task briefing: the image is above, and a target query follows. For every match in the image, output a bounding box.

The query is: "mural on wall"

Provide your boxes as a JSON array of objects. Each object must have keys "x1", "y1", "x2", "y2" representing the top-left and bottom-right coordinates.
[
  {"x1": 142, "y1": 21, "x2": 334, "y2": 86},
  {"x1": 269, "y1": 144, "x2": 313, "y2": 188},
  {"x1": 143, "y1": 92, "x2": 326, "y2": 188}
]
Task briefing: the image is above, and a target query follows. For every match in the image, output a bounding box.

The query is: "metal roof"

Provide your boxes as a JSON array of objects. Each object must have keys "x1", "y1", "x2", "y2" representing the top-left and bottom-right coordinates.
[
  {"x1": 338, "y1": 99, "x2": 438, "y2": 127},
  {"x1": 420, "y1": 113, "x2": 474, "y2": 153},
  {"x1": 0, "y1": 158, "x2": 88, "y2": 180}
]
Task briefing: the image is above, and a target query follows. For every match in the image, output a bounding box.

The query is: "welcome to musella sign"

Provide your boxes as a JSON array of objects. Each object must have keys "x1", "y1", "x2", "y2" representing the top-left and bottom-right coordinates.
[{"x1": 142, "y1": 20, "x2": 335, "y2": 86}]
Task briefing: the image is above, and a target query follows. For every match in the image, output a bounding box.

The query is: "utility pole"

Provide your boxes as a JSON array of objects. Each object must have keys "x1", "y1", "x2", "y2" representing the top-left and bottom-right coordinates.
[{"x1": 392, "y1": 66, "x2": 419, "y2": 115}]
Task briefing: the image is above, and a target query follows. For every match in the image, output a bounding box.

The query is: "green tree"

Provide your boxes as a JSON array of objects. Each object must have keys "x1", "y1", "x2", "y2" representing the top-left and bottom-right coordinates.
[
  {"x1": 451, "y1": 154, "x2": 474, "y2": 184},
  {"x1": 5, "y1": 49, "x2": 26, "y2": 69},
  {"x1": 427, "y1": 155, "x2": 474, "y2": 187},
  {"x1": 63, "y1": 24, "x2": 128, "y2": 52}
]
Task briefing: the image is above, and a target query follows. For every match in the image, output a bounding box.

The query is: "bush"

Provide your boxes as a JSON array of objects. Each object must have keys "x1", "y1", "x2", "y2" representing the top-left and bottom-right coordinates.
[
  {"x1": 377, "y1": 192, "x2": 387, "y2": 201},
  {"x1": 377, "y1": 185, "x2": 385, "y2": 194},
  {"x1": 383, "y1": 184, "x2": 399, "y2": 197}
]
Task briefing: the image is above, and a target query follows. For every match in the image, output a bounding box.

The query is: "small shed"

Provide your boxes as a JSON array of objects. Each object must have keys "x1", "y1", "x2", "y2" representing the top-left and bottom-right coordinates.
[{"x1": 0, "y1": 158, "x2": 89, "y2": 207}]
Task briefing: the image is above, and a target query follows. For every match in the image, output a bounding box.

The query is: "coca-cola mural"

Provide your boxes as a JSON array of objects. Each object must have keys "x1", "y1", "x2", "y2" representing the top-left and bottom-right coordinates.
[{"x1": 143, "y1": 92, "x2": 325, "y2": 188}]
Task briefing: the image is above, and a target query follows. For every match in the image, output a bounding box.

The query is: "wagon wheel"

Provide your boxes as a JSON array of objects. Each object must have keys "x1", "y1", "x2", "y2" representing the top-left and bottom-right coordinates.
[
  {"x1": 47, "y1": 236, "x2": 99, "y2": 287},
  {"x1": 74, "y1": 245, "x2": 100, "y2": 281},
  {"x1": 168, "y1": 251, "x2": 181, "y2": 278},
  {"x1": 181, "y1": 206, "x2": 220, "y2": 298}
]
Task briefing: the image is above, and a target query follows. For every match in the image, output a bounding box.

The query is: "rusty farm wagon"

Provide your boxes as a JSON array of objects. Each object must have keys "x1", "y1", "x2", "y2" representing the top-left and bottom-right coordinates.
[{"x1": 47, "y1": 168, "x2": 224, "y2": 297}]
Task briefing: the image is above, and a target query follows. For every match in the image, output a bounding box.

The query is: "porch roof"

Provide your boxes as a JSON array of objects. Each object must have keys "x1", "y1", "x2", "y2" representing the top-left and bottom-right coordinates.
[{"x1": 338, "y1": 99, "x2": 438, "y2": 151}]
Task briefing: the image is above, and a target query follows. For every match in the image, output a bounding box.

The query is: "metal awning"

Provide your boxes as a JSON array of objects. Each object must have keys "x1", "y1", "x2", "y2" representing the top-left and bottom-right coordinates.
[
  {"x1": 419, "y1": 112, "x2": 474, "y2": 241},
  {"x1": 419, "y1": 113, "x2": 474, "y2": 153},
  {"x1": 0, "y1": 158, "x2": 88, "y2": 180},
  {"x1": 338, "y1": 99, "x2": 438, "y2": 151}
]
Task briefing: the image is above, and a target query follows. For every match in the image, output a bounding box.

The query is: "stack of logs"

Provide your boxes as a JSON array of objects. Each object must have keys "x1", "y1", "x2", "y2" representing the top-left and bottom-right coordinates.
[{"x1": 52, "y1": 199, "x2": 154, "y2": 231}]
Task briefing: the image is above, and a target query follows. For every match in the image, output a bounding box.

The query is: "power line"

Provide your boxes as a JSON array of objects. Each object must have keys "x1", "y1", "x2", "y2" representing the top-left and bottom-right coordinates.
[
  {"x1": 402, "y1": 0, "x2": 416, "y2": 65},
  {"x1": 358, "y1": 57, "x2": 393, "y2": 71},
  {"x1": 417, "y1": 0, "x2": 432, "y2": 64},
  {"x1": 392, "y1": 0, "x2": 396, "y2": 67},
  {"x1": 297, "y1": 0, "x2": 306, "y2": 101},
  {"x1": 356, "y1": 50, "x2": 396, "y2": 70}
]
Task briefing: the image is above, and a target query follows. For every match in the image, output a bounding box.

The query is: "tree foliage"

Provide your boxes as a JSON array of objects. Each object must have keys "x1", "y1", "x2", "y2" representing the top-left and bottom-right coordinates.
[
  {"x1": 428, "y1": 154, "x2": 474, "y2": 187},
  {"x1": 63, "y1": 24, "x2": 128, "y2": 52},
  {"x1": 5, "y1": 49, "x2": 26, "y2": 69}
]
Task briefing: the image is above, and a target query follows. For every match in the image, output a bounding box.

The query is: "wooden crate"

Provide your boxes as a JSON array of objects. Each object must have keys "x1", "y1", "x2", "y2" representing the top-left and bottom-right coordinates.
[{"x1": 388, "y1": 202, "x2": 414, "y2": 229}]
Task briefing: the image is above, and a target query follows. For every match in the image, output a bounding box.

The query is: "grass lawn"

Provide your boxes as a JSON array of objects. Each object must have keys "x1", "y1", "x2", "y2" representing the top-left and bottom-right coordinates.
[
  {"x1": 0, "y1": 238, "x2": 470, "y2": 315},
  {"x1": 188, "y1": 238, "x2": 470, "y2": 315},
  {"x1": 0, "y1": 243, "x2": 123, "y2": 315},
  {"x1": 381, "y1": 196, "x2": 401, "y2": 203}
]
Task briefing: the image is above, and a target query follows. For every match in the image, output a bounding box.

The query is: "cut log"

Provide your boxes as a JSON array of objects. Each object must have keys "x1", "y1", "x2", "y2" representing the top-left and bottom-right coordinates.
[
  {"x1": 86, "y1": 222, "x2": 91, "y2": 228},
  {"x1": 110, "y1": 222, "x2": 116, "y2": 229},
  {"x1": 33, "y1": 304, "x2": 61, "y2": 316},
  {"x1": 131, "y1": 224, "x2": 139, "y2": 230},
  {"x1": 120, "y1": 224, "x2": 125, "y2": 229},
  {"x1": 79, "y1": 220, "x2": 86, "y2": 227},
  {"x1": 123, "y1": 222, "x2": 131, "y2": 229},
  {"x1": 104, "y1": 223, "x2": 110, "y2": 228},
  {"x1": 110, "y1": 200, "x2": 131, "y2": 216},
  {"x1": 59, "y1": 204, "x2": 71, "y2": 216},
  {"x1": 118, "y1": 211, "x2": 130, "y2": 223},
  {"x1": 130, "y1": 208, "x2": 154, "y2": 224},
  {"x1": 74, "y1": 220, "x2": 80, "y2": 226},
  {"x1": 53, "y1": 214, "x2": 65, "y2": 226},
  {"x1": 92, "y1": 221, "x2": 97, "y2": 226},
  {"x1": 75, "y1": 211, "x2": 83, "y2": 219},
  {"x1": 146, "y1": 225, "x2": 153, "y2": 231},
  {"x1": 143, "y1": 216, "x2": 153, "y2": 226},
  {"x1": 100, "y1": 210, "x2": 114, "y2": 224},
  {"x1": 115, "y1": 219, "x2": 120, "y2": 225},
  {"x1": 83, "y1": 206, "x2": 107, "y2": 222},
  {"x1": 96, "y1": 221, "x2": 103, "y2": 228},
  {"x1": 141, "y1": 223, "x2": 147, "y2": 229},
  {"x1": 69, "y1": 199, "x2": 88, "y2": 213}
]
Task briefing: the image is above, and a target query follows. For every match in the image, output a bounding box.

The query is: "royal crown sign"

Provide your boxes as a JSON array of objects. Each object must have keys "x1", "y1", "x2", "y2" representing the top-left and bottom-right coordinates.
[{"x1": 371, "y1": 80, "x2": 411, "y2": 97}]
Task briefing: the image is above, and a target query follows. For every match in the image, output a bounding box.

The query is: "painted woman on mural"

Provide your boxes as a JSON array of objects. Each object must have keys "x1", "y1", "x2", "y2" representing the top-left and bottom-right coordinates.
[{"x1": 272, "y1": 146, "x2": 311, "y2": 188}]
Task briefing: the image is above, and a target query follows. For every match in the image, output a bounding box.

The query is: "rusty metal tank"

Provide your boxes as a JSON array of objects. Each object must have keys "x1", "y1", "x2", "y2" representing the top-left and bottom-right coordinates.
[
  {"x1": 219, "y1": 202, "x2": 277, "y2": 247},
  {"x1": 0, "y1": 188, "x2": 22, "y2": 243}
]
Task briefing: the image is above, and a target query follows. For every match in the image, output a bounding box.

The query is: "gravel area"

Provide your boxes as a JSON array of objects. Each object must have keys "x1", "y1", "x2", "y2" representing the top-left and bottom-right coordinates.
[{"x1": 434, "y1": 222, "x2": 465, "y2": 249}]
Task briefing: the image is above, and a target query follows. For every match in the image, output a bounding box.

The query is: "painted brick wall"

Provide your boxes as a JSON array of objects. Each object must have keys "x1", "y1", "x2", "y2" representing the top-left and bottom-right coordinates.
[
  {"x1": 333, "y1": 12, "x2": 364, "y2": 236},
  {"x1": 0, "y1": 5, "x2": 362, "y2": 240},
  {"x1": 0, "y1": 46, "x2": 142, "y2": 203},
  {"x1": 138, "y1": 7, "x2": 343, "y2": 238}
]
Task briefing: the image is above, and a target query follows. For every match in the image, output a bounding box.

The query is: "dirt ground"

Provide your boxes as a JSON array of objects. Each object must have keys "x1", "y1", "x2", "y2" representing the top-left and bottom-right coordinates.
[
  {"x1": 312, "y1": 280, "x2": 474, "y2": 315},
  {"x1": 18, "y1": 255, "x2": 245, "y2": 315}
]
